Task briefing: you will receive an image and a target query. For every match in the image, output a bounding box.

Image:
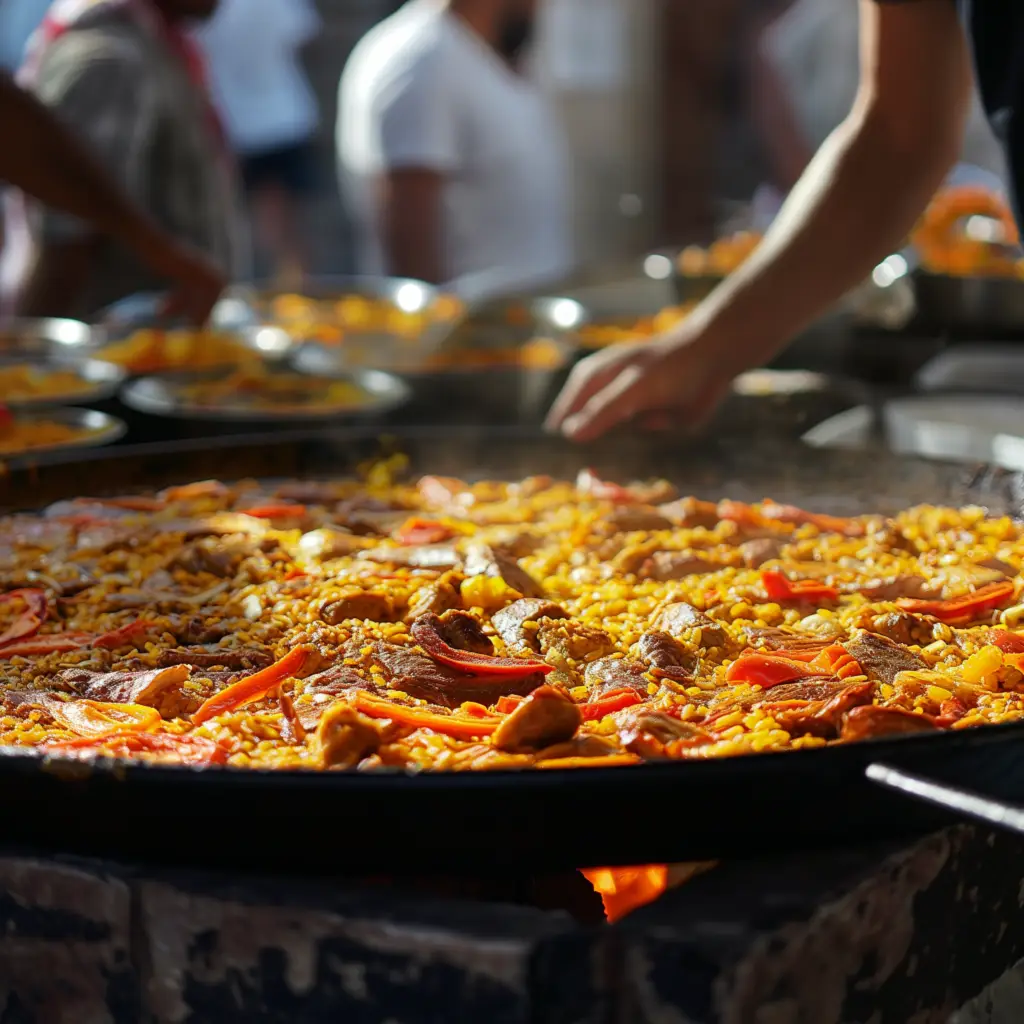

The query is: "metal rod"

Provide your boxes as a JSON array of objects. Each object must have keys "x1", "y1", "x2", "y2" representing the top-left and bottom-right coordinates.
[{"x1": 866, "y1": 762, "x2": 1024, "y2": 836}]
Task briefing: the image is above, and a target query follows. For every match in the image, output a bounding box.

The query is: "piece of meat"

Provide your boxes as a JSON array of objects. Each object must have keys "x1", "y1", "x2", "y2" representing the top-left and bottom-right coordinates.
[
  {"x1": 314, "y1": 704, "x2": 383, "y2": 768},
  {"x1": 842, "y1": 631, "x2": 926, "y2": 685},
  {"x1": 171, "y1": 539, "x2": 245, "y2": 578},
  {"x1": 492, "y1": 685, "x2": 581, "y2": 753},
  {"x1": 840, "y1": 705, "x2": 939, "y2": 742},
  {"x1": 978, "y1": 557, "x2": 1018, "y2": 578},
  {"x1": 658, "y1": 497, "x2": 720, "y2": 530},
  {"x1": 297, "y1": 528, "x2": 368, "y2": 560},
  {"x1": 868, "y1": 521, "x2": 915, "y2": 552},
  {"x1": 855, "y1": 576, "x2": 940, "y2": 601},
  {"x1": 363, "y1": 544, "x2": 461, "y2": 569},
  {"x1": 615, "y1": 709, "x2": 713, "y2": 759},
  {"x1": 744, "y1": 627, "x2": 833, "y2": 658},
  {"x1": 603, "y1": 506, "x2": 674, "y2": 533},
  {"x1": 434, "y1": 610, "x2": 493, "y2": 655},
  {"x1": 405, "y1": 573, "x2": 461, "y2": 622},
  {"x1": 711, "y1": 678, "x2": 855, "y2": 716},
  {"x1": 319, "y1": 591, "x2": 395, "y2": 625},
  {"x1": 536, "y1": 620, "x2": 614, "y2": 663},
  {"x1": 857, "y1": 609, "x2": 935, "y2": 647},
  {"x1": 371, "y1": 643, "x2": 544, "y2": 709},
  {"x1": 172, "y1": 616, "x2": 230, "y2": 646},
  {"x1": 62, "y1": 665, "x2": 192, "y2": 718},
  {"x1": 636, "y1": 630, "x2": 697, "y2": 681},
  {"x1": 638, "y1": 552, "x2": 720, "y2": 582},
  {"x1": 765, "y1": 681, "x2": 876, "y2": 739},
  {"x1": 534, "y1": 735, "x2": 622, "y2": 761},
  {"x1": 584, "y1": 656, "x2": 650, "y2": 697},
  {"x1": 302, "y1": 666, "x2": 378, "y2": 697},
  {"x1": 655, "y1": 602, "x2": 728, "y2": 649},
  {"x1": 492, "y1": 599, "x2": 569, "y2": 655},
  {"x1": 180, "y1": 513, "x2": 269, "y2": 539},
  {"x1": 153, "y1": 646, "x2": 275, "y2": 673},
  {"x1": 464, "y1": 543, "x2": 545, "y2": 599},
  {"x1": 739, "y1": 537, "x2": 783, "y2": 569}
]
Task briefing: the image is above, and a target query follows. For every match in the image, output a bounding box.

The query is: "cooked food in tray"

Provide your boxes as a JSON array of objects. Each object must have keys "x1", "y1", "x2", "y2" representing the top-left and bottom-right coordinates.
[
  {"x1": 95, "y1": 329, "x2": 263, "y2": 374},
  {"x1": 574, "y1": 304, "x2": 697, "y2": 349},
  {"x1": 2, "y1": 467, "x2": 1022, "y2": 771},
  {"x1": 176, "y1": 367, "x2": 372, "y2": 413},
  {"x1": 0, "y1": 408, "x2": 116, "y2": 457},
  {"x1": 0, "y1": 364, "x2": 94, "y2": 403}
]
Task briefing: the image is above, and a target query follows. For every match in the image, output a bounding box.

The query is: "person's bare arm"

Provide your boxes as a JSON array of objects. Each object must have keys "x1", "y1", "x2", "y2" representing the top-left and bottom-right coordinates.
[
  {"x1": 0, "y1": 70, "x2": 223, "y2": 322},
  {"x1": 377, "y1": 168, "x2": 446, "y2": 284},
  {"x1": 549, "y1": 0, "x2": 970, "y2": 440}
]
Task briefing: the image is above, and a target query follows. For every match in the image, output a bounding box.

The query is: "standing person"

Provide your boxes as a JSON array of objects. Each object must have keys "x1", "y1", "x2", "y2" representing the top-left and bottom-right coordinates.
[
  {"x1": 547, "y1": 1, "x2": 1024, "y2": 442},
  {"x1": 337, "y1": 0, "x2": 573, "y2": 303},
  {"x1": 0, "y1": 0, "x2": 52, "y2": 71},
  {"x1": 0, "y1": 69, "x2": 224, "y2": 323},
  {"x1": 196, "y1": 0, "x2": 321, "y2": 286},
  {"x1": 3, "y1": 0, "x2": 246, "y2": 321}
]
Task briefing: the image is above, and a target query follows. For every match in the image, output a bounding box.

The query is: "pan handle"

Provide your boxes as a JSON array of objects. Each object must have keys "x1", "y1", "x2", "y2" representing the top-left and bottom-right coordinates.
[{"x1": 866, "y1": 762, "x2": 1024, "y2": 837}]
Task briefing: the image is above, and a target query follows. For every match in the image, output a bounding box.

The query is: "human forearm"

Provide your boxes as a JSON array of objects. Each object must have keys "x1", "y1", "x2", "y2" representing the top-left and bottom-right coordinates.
[
  {"x1": 686, "y1": 110, "x2": 956, "y2": 365},
  {"x1": 0, "y1": 74, "x2": 166, "y2": 256}
]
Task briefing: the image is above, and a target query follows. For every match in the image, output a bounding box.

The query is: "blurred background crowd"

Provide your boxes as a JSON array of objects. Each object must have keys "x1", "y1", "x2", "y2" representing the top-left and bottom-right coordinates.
[{"x1": 0, "y1": 0, "x2": 1009, "y2": 319}]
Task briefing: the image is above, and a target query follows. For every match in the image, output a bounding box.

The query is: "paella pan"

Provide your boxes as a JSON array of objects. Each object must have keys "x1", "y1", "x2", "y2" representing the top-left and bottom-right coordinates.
[{"x1": 1, "y1": 428, "x2": 1024, "y2": 873}]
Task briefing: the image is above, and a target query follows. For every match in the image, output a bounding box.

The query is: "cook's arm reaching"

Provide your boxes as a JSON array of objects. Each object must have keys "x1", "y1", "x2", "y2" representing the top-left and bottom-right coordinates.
[
  {"x1": 548, "y1": 0, "x2": 970, "y2": 441},
  {"x1": 0, "y1": 70, "x2": 223, "y2": 323}
]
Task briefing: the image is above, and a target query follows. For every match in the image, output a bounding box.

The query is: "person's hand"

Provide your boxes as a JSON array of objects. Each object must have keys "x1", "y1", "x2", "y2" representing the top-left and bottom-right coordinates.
[
  {"x1": 545, "y1": 331, "x2": 745, "y2": 443},
  {"x1": 134, "y1": 231, "x2": 227, "y2": 326}
]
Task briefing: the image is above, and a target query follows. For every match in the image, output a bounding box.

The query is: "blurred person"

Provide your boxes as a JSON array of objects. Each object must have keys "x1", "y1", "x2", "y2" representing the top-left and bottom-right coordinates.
[
  {"x1": 2, "y1": 0, "x2": 246, "y2": 321},
  {"x1": 0, "y1": 0, "x2": 52, "y2": 71},
  {"x1": 0, "y1": 69, "x2": 223, "y2": 323},
  {"x1": 547, "y1": 1, "x2": 1024, "y2": 442},
  {"x1": 196, "y1": 0, "x2": 321, "y2": 286},
  {"x1": 337, "y1": 0, "x2": 572, "y2": 303}
]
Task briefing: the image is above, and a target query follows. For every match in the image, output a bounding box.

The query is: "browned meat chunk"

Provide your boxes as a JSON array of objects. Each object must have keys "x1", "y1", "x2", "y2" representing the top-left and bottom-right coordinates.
[
  {"x1": 434, "y1": 610, "x2": 493, "y2": 654},
  {"x1": 744, "y1": 627, "x2": 833, "y2": 658},
  {"x1": 638, "y1": 552, "x2": 720, "y2": 582},
  {"x1": 371, "y1": 643, "x2": 544, "y2": 709},
  {"x1": 868, "y1": 521, "x2": 915, "y2": 552},
  {"x1": 614, "y1": 709, "x2": 712, "y2": 758},
  {"x1": 765, "y1": 681, "x2": 876, "y2": 739},
  {"x1": 492, "y1": 599, "x2": 569, "y2": 655},
  {"x1": 655, "y1": 602, "x2": 728, "y2": 649},
  {"x1": 978, "y1": 558, "x2": 1018, "y2": 578},
  {"x1": 405, "y1": 573, "x2": 461, "y2": 622},
  {"x1": 301, "y1": 667, "x2": 377, "y2": 696},
  {"x1": 842, "y1": 631, "x2": 926, "y2": 685},
  {"x1": 840, "y1": 705, "x2": 939, "y2": 742},
  {"x1": 492, "y1": 685, "x2": 581, "y2": 753},
  {"x1": 154, "y1": 646, "x2": 275, "y2": 673},
  {"x1": 711, "y1": 678, "x2": 855, "y2": 716},
  {"x1": 739, "y1": 537, "x2": 783, "y2": 569},
  {"x1": 534, "y1": 735, "x2": 622, "y2": 761},
  {"x1": 314, "y1": 704, "x2": 383, "y2": 768},
  {"x1": 464, "y1": 543, "x2": 545, "y2": 599},
  {"x1": 636, "y1": 630, "x2": 696, "y2": 681},
  {"x1": 63, "y1": 665, "x2": 191, "y2": 712},
  {"x1": 857, "y1": 609, "x2": 934, "y2": 647},
  {"x1": 171, "y1": 539, "x2": 245, "y2": 578},
  {"x1": 603, "y1": 506, "x2": 674, "y2": 533},
  {"x1": 173, "y1": 616, "x2": 230, "y2": 646},
  {"x1": 584, "y1": 656, "x2": 650, "y2": 697},
  {"x1": 855, "y1": 576, "x2": 939, "y2": 601},
  {"x1": 320, "y1": 591, "x2": 394, "y2": 625},
  {"x1": 658, "y1": 497, "x2": 720, "y2": 530}
]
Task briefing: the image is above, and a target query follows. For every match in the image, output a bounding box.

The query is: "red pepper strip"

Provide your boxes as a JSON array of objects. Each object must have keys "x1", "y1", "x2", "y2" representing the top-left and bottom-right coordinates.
[
  {"x1": 761, "y1": 570, "x2": 840, "y2": 603},
  {"x1": 936, "y1": 697, "x2": 969, "y2": 728},
  {"x1": 577, "y1": 469, "x2": 636, "y2": 504},
  {"x1": 0, "y1": 633, "x2": 94, "y2": 658},
  {"x1": 411, "y1": 615, "x2": 553, "y2": 676},
  {"x1": 39, "y1": 697, "x2": 161, "y2": 738},
  {"x1": 243, "y1": 504, "x2": 307, "y2": 520},
  {"x1": 394, "y1": 517, "x2": 455, "y2": 546},
  {"x1": 1003, "y1": 653, "x2": 1024, "y2": 673},
  {"x1": 760, "y1": 502, "x2": 865, "y2": 537},
  {"x1": 283, "y1": 569, "x2": 309, "y2": 582},
  {"x1": 896, "y1": 580, "x2": 1015, "y2": 624},
  {"x1": 717, "y1": 500, "x2": 765, "y2": 527},
  {"x1": 94, "y1": 496, "x2": 167, "y2": 512},
  {"x1": 811, "y1": 644, "x2": 864, "y2": 679},
  {"x1": 725, "y1": 653, "x2": 830, "y2": 689},
  {"x1": 0, "y1": 588, "x2": 47, "y2": 646},
  {"x1": 47, "y1": 731, "x2": 229, "y2": 766},
  {"x1": 418, "y1": 476, "x2": 469, "y2": 507},
  {"x1": 496, "y1": 694, "x2": 526, "y2": 714},
  {"x1": 991, "y1": 629, "x2": 1024, "y2": 654},
  {"x1": 0, "y1": 405, "x2": 12, "y2": 433},
  {"x1": 160, "y1": 480, "x2": 229, "y2": 502},
  {"x1": 192, "y1": 647, "x2": 310, "y2": 725},
  {"x1": 353, "y1": 692, "x2": 500, "y2": 739},
  {"x1": 579, "y1": 688, "x2": 643, "y2": 722},
  {"x1": 94, "y1": 619, "x2": 159, "y2": 650}
]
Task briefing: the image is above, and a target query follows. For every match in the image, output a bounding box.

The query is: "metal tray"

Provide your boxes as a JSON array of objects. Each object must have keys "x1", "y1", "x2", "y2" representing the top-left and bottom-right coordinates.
[
  {"x1": 0, "y1": 356, "x2": 126, "y2": 409},
  {"x1": 0, "y1": 407, "x2": 126, "y2": 467},
  {"x1": 0, "y1": 429, "x2": 1021, "y2": 872},
  {"x1": 911, "y1": 272, "x2": 1024, "y2": 335},
  {"x1": 119, "y1": 366, "x2": 411, "y2": 423},
  {"x1": 0, "y1": 317, "x2": 100, "y2": 359}
]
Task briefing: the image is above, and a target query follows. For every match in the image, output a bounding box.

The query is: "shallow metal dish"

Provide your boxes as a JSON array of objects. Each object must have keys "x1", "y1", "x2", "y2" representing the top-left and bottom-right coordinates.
[
  {"x1": 0, "y1": 407, "x2": 126, "y2": 466},
  {"x1": 0, "y1": 356, "x2": 126, "y2": 409},
  {"x1": 119, "y1": 367, "x2": 410, "y2": 423},
  {"x1": 0, "y1": 317, "x2": 101, "y2": 359},
  {"x1": 98, "y1": 291, "x2": 259, "y2": 334},
  {"x1": 911, "y1": 273, "x2": 1024, "y2": 334}
]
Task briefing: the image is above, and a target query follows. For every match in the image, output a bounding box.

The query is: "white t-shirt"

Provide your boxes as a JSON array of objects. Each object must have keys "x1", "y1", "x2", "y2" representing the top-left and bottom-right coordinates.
[
  {"x1": 194, "y1": 0, "x2": 320, "y2": 155},
  {"x1": 337, "y1": 0, "x2": 573, "y2": 301}
]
